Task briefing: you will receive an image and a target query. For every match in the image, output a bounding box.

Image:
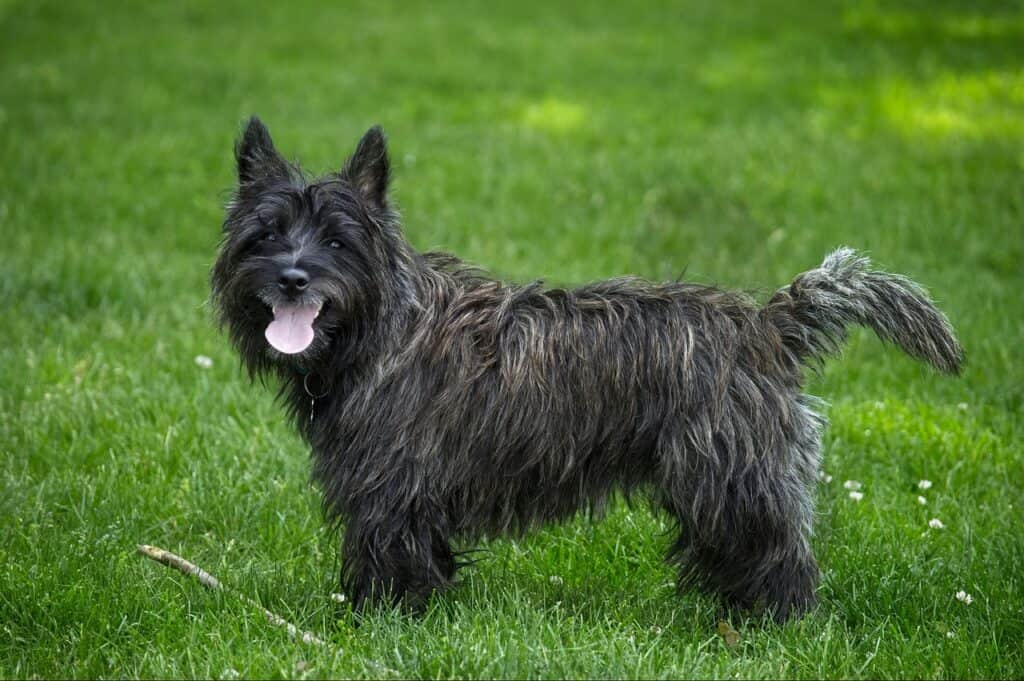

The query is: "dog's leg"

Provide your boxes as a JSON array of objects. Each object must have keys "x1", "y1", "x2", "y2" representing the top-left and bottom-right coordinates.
[
  {"x1": 340, "y1": 496, "x2": 456, "y2": 612},
  {"x1": 661, "y1": 420, "x2": 822, "y2": 621},
  {"x1": 714, "y1": 467, "x2": 820, "y2": 622}
]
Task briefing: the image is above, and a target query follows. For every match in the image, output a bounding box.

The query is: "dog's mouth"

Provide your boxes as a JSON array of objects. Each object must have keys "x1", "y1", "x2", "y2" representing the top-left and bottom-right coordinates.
[{"x1": 264, "y1": 300, "x2": 324, "y2": 354}]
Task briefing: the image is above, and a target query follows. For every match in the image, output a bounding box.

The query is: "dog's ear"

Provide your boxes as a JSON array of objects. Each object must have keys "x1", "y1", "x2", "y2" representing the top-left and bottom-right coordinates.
[
  {"x1": 236, "y1": 116, "x2": 290, "y2": 184},
  {"x1": 344, "y1": 125, "x2": 390, "y2": 208}
]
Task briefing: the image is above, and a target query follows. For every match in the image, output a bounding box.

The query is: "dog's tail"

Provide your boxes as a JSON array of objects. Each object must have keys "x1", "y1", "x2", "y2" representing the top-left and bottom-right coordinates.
[{"x1": 761, "y1": 247, "x2": 964, "y2": 374}]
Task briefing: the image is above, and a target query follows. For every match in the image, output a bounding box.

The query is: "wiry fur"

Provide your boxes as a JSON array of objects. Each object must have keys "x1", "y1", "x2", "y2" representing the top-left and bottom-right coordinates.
[{"x1": 211, "y1": 118, "x2": 964, "y2": 621}]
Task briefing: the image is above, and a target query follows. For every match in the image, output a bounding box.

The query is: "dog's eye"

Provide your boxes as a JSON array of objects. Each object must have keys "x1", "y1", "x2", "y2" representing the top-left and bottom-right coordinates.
[
  {"x1": 328, "y1": 239, "x2": 342, "y2": 250},
  {"x1": 258, "y1": 212, "x2": 282, "y2": 230}
]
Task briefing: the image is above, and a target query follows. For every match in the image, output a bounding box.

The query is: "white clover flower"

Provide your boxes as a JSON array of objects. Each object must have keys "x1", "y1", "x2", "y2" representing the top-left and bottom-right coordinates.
[
  {"x1": 929, "y1": 518, "x2": 945, "y2": 529},
  {"x1": 843, "y1": 480, "x2": 861, "y2": 491},
  {"x1": 549, "y1": 575, "x2": 564, "y2": 586},
  {"x1": 918, "y1": 479, "x2": 933, "y2": 490},
  {"x1": 194, "y1": 355, "x2": 214, "y2": 369},
  {"x1": 848, "y1": 491, "x2": 864, "y2": 501},
  {"x1": 823, "y1": 475, "x2": 833, "y2": 483},
  {"x1": 955, "y1": 590, "x2": 973, "y2": 605},
  {"x1": 330, "y1": 592, "x2": 346, "y2": 603},
  {"x1": 957, "y1": 402, "x2": 968, "y2": 411},
  {"x1": 946, "y1": 630, "x2": 956, "y2": 638},
  {"x1": 917, "y1": 496, "x2": 927, "y2": 505}
]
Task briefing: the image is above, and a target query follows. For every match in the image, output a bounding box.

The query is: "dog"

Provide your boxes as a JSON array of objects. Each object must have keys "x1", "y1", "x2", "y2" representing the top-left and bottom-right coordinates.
[{"x1": 210, "y1": 117, "x2": 963, "y2": 621}]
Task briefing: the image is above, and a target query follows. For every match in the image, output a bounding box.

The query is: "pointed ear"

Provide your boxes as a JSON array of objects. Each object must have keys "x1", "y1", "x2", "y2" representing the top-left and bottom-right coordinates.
[
  {"x1": 235, "y1": 116, "x2": 289, "y2": 184},
  {"x1": 343, "y1": 125, "x2": 390, "y2": 207}
]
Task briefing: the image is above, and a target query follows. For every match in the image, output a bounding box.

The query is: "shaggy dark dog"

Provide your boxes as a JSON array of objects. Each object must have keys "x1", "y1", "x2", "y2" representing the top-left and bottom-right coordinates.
[{"x1": 211, "y1": 117, "x2": 963, "y2": 621}]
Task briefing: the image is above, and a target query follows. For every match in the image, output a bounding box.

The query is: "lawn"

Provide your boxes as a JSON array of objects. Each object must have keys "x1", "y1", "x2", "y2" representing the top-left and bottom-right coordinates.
[{"x1": 1, "y1": 0, "x2": 1023, "y2": 677}]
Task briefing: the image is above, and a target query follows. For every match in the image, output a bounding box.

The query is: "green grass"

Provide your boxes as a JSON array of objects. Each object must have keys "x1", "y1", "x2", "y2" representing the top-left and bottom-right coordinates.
[{"x1": 2, "y1": 0, "x2": 1023, "y2": 677}]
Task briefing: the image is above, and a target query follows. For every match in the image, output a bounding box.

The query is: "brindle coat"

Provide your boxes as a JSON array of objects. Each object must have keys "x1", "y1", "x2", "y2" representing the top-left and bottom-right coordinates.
[{"x1": 211, "y1": 118, "x2": 963, "y2": 620}]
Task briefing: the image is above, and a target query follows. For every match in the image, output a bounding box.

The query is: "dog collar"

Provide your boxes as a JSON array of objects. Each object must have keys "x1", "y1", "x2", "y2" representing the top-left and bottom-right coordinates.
[{"x1": 302, "y1": 372, "x2": 330, "y2": 424}]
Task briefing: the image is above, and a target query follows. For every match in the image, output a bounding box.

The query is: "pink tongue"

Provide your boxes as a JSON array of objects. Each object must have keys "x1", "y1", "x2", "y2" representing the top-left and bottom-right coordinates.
[{"x1": 265, "y1": 303, "x2": 320, "y2": 354}]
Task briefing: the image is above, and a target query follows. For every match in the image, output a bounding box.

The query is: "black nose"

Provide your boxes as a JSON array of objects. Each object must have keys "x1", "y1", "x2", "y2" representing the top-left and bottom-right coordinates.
[{"x1": 278, "y1": 267, "x2": 309, "y2": 295}]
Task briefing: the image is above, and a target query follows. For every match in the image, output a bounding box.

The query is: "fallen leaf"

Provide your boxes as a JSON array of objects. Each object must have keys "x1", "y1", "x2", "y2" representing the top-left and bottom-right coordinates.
[{"x1": 717, "y1": 620, "x2": 741, "y2": 648}]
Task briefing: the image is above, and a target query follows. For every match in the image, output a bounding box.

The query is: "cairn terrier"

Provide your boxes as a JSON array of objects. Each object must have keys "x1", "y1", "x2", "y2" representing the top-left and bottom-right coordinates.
[{"x1": 211, "y1": 117, "x2": 963, "y2": 620}]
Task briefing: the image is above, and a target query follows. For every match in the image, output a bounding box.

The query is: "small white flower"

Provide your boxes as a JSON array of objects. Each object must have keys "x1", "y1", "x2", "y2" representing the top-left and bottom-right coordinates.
[
  {"x1": 220, "y1": 670, "x2": 240, "y2": 681},
  {"x1": 194, "y1": 355, "x2": 214, "y2": 369},
  {"x1": 843, "y1": 480, "x2": 861, "y2": 491},
  {"x1": 929, "y1": 518, "x2": 945, "y2": 529},
  {"x1": 955, "y1": 590, "x2": 973, "y2": 605},
  {"x1": 823, "y1": 474, "x2": 833, "y2": 483},
  {"x1": 918, "y1": 479, "x2": 933, "y2": 490},
  {"x1": 848, "y1": 491, "x2": 864, "y2": 501},
  {"x1": 946, "y1": 630, "x2": 956, "y2": 638},
  {"x1": 549, "y1": 575, "x2": 563, "y2": 586},
  {"x1": 330, "y1": 592, "x2": 346, "y2": 603},
  {"x1": 957, "y1": 402, "x2": 968, "y2": 411},
  {"x1": 917, "y1": 496, "x2": 927, "y2": 505}
]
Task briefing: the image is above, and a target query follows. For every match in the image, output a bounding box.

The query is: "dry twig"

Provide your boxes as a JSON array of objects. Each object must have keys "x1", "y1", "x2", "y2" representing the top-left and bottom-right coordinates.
[{"x1": 137, "y1": 543, "x2": 327, "y2": 647}]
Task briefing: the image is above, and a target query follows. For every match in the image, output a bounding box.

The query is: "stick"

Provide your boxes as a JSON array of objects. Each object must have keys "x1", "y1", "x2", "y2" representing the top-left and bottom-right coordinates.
[{"x1": 137, "y1": 544, "x2": 327, "y2": 647}]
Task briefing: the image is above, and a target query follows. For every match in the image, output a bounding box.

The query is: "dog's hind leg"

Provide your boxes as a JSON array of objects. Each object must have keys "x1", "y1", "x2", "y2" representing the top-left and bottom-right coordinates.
[{"x1": 659, "y1": 407, "x2": 823, "y2": 621}]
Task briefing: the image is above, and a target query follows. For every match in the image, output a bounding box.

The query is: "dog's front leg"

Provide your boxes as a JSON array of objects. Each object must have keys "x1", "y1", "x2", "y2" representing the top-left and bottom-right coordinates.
[{"x1": 340, "y1": 491, "x2": 456, "y2": 612}]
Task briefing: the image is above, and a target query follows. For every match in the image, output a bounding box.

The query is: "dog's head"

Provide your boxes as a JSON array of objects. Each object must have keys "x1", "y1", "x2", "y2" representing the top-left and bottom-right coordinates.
[{"x1": 211, "y1": 117, "x2": 396, "y2": 374}]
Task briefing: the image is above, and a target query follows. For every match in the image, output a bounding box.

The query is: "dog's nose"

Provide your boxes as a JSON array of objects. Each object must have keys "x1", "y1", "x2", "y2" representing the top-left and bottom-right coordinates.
[{"x1": 278, "y1": 267, "x2": 310, "y2": 295}]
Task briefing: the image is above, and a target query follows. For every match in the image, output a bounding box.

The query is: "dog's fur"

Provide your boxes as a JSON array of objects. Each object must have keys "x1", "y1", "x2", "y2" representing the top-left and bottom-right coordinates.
[{"x1": 211, "y1": 118, "x2": 964, "y2": 620}]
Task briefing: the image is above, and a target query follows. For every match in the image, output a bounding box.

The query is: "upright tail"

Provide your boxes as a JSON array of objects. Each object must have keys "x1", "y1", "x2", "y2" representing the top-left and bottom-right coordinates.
[{"x1": 762, "y1": 248, "x2": 964, "y2": 374}]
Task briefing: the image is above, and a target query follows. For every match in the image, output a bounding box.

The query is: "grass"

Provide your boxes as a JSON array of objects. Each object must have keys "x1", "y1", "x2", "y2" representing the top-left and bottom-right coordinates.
[{"x1": 1, "y1": 0, "x2": 1023, "y2": 677}]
